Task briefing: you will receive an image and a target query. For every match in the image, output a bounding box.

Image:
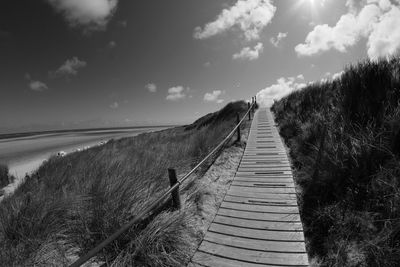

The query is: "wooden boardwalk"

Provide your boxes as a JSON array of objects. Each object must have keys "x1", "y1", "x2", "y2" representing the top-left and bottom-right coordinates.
[{"x1": 190, "y1": 108, "x2": 309, "y2": 267}]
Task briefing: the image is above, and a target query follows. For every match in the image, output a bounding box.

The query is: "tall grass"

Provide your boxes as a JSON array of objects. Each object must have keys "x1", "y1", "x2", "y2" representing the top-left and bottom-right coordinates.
[
  {"x1": 0, "y1": 163, "x2": 13, "y2": 189},
  {"x1": 272, "y1": 57, "x2": 400, "y2": 266},
  {"x1": 0, "y1": 101, "x2": 249, "y2": 266}
]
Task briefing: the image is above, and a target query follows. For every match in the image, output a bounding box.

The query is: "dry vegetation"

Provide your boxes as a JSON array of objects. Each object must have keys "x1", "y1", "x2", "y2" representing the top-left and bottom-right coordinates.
[
  {"x1": 272, "y1": 57, "x2": 400, "y2": 266},
  {"x1": 0, "y1": 101, "x2": 249, "y2": 266},
  {"x1": 0, "y1": 164, "x2": 14, "y2": 190}
]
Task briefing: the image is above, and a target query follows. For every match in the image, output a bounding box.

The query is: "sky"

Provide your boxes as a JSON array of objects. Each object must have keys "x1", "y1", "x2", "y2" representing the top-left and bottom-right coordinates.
[{"x1": 1, "y1": 0, "x2": 400, "y2": 133}]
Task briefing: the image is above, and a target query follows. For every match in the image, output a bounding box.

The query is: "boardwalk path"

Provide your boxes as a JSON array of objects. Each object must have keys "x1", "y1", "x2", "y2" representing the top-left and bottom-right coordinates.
[{"x1": 190, "y1": 108, "x2": 309, "y2": 267}]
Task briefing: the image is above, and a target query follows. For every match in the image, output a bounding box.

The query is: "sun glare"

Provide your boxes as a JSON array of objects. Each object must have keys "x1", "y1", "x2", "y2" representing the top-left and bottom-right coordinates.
[{"x1": 288, "y1": 0, "x2": 323, "y2": 25}]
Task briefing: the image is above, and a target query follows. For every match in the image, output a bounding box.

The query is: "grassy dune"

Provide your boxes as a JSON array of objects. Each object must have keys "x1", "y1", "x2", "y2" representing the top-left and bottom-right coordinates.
[
  {"x1": 0, "y1": 101, "x2": 249, "y2": 266},
  {"x1": 272, "y1": 57, "x2": 400, "y2": 266}
]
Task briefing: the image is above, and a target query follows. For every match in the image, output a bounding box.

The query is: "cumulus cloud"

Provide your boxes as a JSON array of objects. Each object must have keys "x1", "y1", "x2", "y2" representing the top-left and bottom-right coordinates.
[
  {"x1": 295, "y1": 13, "x2": 360, "y2": 56},
  {"x1": 145, "y1": 83, "x2": 157, "y2": 93},
  {"x1": 29, "y1": 80, "x2": 49, "y2": 92},
  {"x1": 257, "y1": 75, "x2": 306, "y2": 107},
  {"x1": 204, "y1": 90, "x2": 224, "y2": 103},
  {"x1": 52, "y1": 57, "x2": 87, "y2": 78},
  {"x1": 194, "y1": 0, "x2": 276, "y2": 41},
  {"x1": 166, "y1": 86, "x2": 188, "y2": 101},
  {"x1": 295, "y1": 1, "x2": 400, "y2": 59},
  {"x1": 332, "y1": 71, "x2": 345, "y2": 80},
  {"x1": 110, "y1": 102, "x2": 119, "y2": 109},
  {"x1": 297, "y1": 74, "x2": 305, "y2": 80},
  {"x1": 25, "y1": 73, "x2": 49, "y2": 92},
  {"x1": 367, "y1": 6, "x2": 400, "y2": 59},
  {"x1": 233, "y1": 43, "x2": 263, "y2": 60},
  {"x1": 270, "y1": 32, "x2": 288, "y2": 47},
  {"x1": 46, "y1": 0, "x2": 118, "y2": 32}
]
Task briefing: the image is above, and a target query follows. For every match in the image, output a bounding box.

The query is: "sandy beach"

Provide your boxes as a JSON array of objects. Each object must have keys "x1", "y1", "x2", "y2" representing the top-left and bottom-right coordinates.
[{"x1": 0, "y1": 126, "x2": 167, "y2": 197}]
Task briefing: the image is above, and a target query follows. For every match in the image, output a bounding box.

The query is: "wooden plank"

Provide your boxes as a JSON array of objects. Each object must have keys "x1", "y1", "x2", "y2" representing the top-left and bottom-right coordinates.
[
  {"x1": 217, "y1": 208, "x2": 302, "y2": 223},
  {"x1": 234, "y1": 177, "x2": 293, "y2": 180},
  {"x1": 214, "y1": 215, "x2": 304, "y2": 231},
  {"x1": 231, "y1": 181, "x2": 295, "y2": 187},
  {"x1": 198, "y1": 241, "x2": 309, "y2": 265},
  {"x1": 224, "y1": 195, "x2": 298, "y2": 206},
  {"x1": 208, "y1": 224, "x2": 305, "y2": 241},
  {"x1": 234, "y1": 177, "x2": 295, "y2": 183},
  {"x1": 221, "y1": 202, "x2": 299, "y2": 213},
  {"x1": 192, "y1": 251, "x2": 278, "y2": 267},
  {"x1": 229, "y1": 185, "x2": 296, "y2": 194},
  {"x1": 204, "y1": 232, "x2": 307, "y2": 253},
  {"x1": 225, "y1": 191, "x2": 297, "y2": 200},
  {"x1": 238, "y1": 167, "x2": 292, "y2": 171}
]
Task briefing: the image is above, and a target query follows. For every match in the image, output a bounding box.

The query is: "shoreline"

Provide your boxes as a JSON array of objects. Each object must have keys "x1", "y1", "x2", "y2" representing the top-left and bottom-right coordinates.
[{"x1": 0, "y1": 126, "x2": 169, "y2": 200}]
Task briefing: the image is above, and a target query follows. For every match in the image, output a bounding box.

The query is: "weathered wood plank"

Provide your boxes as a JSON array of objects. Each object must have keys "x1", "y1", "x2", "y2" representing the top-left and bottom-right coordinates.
[
  {"x1": 208, "y1": 224, "x2": 305, "y2": 241},
  {"x1": 217, "y1": 207, "x2": 301, "y2": 222},
  {"x1": 224, "y1": 195, "x2": 298, "y2": 206},
  {"x1": 198, "y1": 241, "x2": 309, "y2": 265},
  {"x1": 221, "y1": 202, "x2": 299, "y2": 213},
  {"x1": 204, "y1": 232, "x2": 307, "y2": 253},
  {"x1": 214, "y1": 215, "x2": 304, "y2": 231}
]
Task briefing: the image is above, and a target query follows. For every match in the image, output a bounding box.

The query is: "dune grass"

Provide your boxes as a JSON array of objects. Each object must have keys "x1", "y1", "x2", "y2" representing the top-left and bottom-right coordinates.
[
  {"x1": 0, "y1": 163, "x2": 14, "y2": 189},
  {"x1": 272, "y1": 57, "x2": 400, "y2": 266},
  {"x1": 0, "y1": 101, "x2": 249, "y2": 266}
]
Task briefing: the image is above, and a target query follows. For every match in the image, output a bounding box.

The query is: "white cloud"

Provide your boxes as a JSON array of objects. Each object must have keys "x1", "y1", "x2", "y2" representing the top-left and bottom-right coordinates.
[
  {"x1": 53, "y1": 57, "x2": 87, "y2": 77},
  {"x1": 233, "y1": 42, "x2": 264, "y2": 60},
  {"x1": 295, "y1": 1, "x2": 400, "y2": 59},
  {"x1": 297, "y1": 74, "x2": 305, "y2": 80},
  {"x1": 203, "y1": 62, "x2": 211, "y2": 68},
  {"x1": 257, "y1": 75, "x2": 306, "y2": 107},
  {"x1": 295, "y1": 13, "x2": 359, "y2": 56},
  {"x1": 270, "y1": 32, "x2": 288, "y2": 47},
  {"x1": 367, "y1": 6, "x2": 400, "y2": 59},
  {"x1": 166, "y1": 86, "x2": 188, "y2": 101},
  {"x1": 194, "y1": 0, "x2": 276, "y2": 41},
  {"x1": 204, "y1": 90, "x2": 224, "y2": 103},
  {"x1": 332, "y1": 71, "x2": 345, "y2": 80},
  {"x1": 145, "y1": 83, "x2": 157, "y2": 93},
  {"x1": 29, "y1": 80, "x2": 49, "y2": 92},
  {"x1": 110, "y1": 102, "x2": 119, "y2": 109},
  {"x1": 25, "y1": 73, "x2": 49, "y2": 92},
  {"x1": 46, "y1": 0, "x2": 118, "y2": 32}
]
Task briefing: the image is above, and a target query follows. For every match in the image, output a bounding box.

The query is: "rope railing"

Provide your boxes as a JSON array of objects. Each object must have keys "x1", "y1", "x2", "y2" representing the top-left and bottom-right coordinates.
[{"x1": 70, "y1": 97, "x2": 257, "y2": 267}]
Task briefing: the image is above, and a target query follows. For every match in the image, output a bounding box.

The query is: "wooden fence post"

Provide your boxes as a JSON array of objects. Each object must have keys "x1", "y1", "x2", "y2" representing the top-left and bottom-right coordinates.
[
  {"x1": 236, "y1": 113, "x2": 241, "y2": 142},
  {"x1": 248, "y1": 102, "x2": 251, "y2": 120},
  {"x1": 168, "y1": 168, "x2": 181, "y2": 210}
]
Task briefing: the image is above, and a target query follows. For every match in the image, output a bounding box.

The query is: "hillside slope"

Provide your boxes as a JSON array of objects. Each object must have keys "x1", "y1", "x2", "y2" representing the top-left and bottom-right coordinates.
[
  {"x1": 272, "y1": 58, "x2": 400, "y2": 266},
  {"x1": 0, "y1": 101, "x2": 249, "y2": 266}
]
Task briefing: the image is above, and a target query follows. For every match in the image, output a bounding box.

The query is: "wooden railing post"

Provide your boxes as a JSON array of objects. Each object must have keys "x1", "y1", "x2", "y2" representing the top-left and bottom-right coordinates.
[
  {"x1": 168, "y1": 168, "x2": 181, "y2": 210},
  {"x1": 248, "y1": 102, "x2": 251, "y2": 120},
  {"x1": 236, "y1": 113, "x2": 241, "y2": 142}
]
